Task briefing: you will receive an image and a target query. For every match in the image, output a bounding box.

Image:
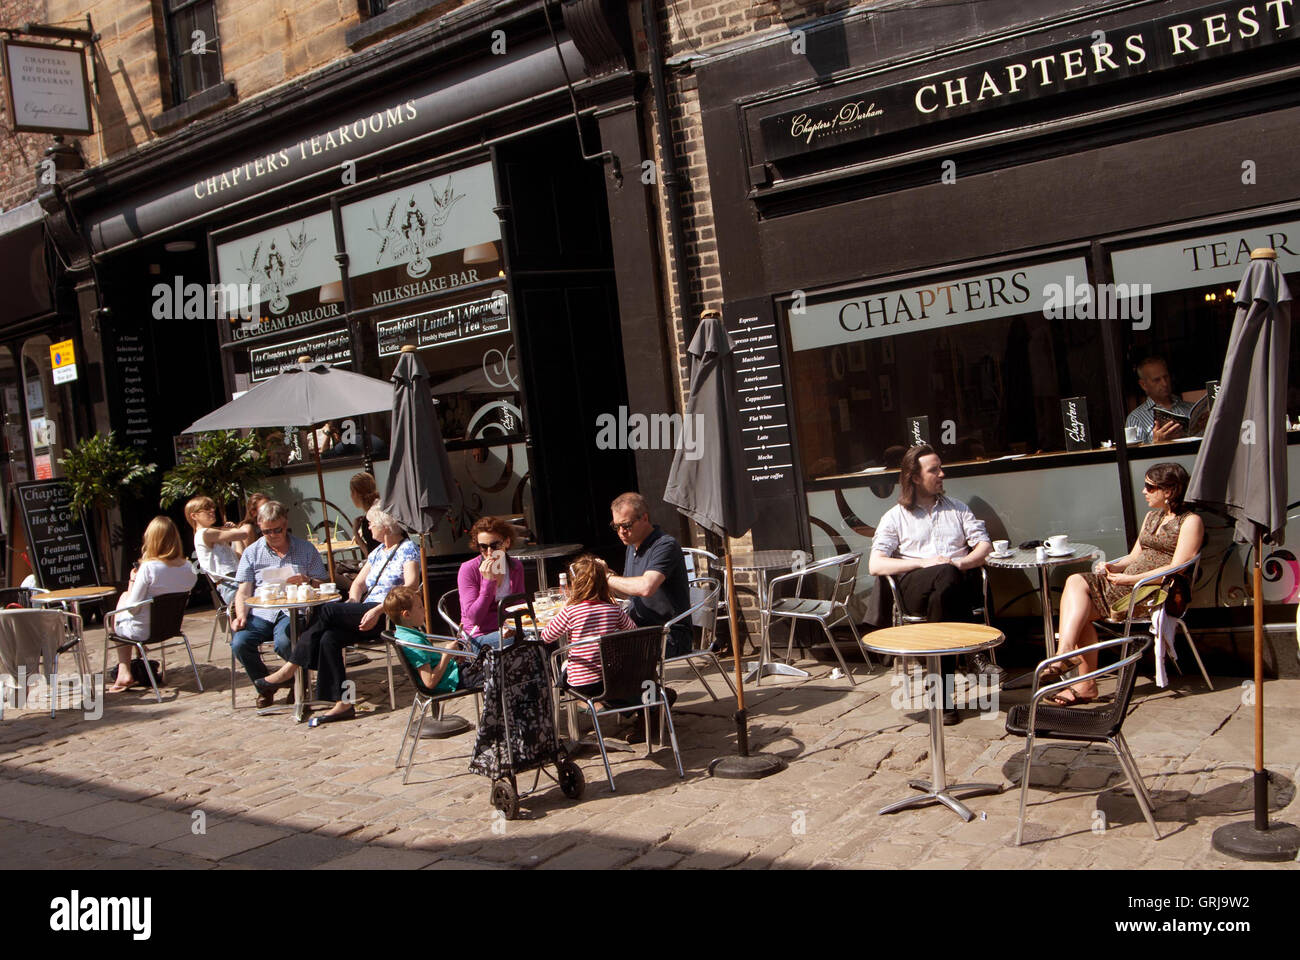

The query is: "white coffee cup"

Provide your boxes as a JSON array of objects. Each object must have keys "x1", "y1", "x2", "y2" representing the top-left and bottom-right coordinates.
[
  {"x1": 993, "y1": 539, "x2": 1010, "y2": 554},
  {"x1": 320, "y1": 582, "x2": 338, "y2": 595},
  {"x1": 1124, "y1": 425, "x2": 1141, "y2": 444},
  {"x1": 1047, "y1": 534, "x2": 1070, "y2": 552}
]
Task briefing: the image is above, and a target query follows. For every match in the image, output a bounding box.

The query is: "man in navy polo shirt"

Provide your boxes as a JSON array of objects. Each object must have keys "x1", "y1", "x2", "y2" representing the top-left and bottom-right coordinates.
[{"x1": 605, "y1": 491, "x2": 692, "y2": 657}]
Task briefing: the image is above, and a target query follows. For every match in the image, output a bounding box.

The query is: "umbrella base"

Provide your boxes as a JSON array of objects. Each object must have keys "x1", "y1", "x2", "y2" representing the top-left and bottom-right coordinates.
[
  {"x1": 419, "y1": 716, "x2": 472, "y2": 738},
  {"x1": 1212, "y1": 820, "x2": 1300, "y2": 862},
  {"x1": 709, "y1": 754, "x2": 785, "y2": 779}
]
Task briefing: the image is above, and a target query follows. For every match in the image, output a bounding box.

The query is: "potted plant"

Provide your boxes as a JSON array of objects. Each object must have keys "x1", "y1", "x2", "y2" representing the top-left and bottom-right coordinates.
[
  {"x1": 159, "y1": 429, "x2": 270, "y2": 522},
  {"x1": 57, "y1": 431, "x2": 157, "y2": 585}
]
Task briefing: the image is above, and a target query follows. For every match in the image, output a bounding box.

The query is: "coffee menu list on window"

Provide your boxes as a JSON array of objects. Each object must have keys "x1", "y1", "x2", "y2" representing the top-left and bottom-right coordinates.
[
  {"x1": 724, "y1": 299, "x2": 796, "y2": 498},
  {"x1": 113, "y1": 332, "x2": 152, "y2": 456}
]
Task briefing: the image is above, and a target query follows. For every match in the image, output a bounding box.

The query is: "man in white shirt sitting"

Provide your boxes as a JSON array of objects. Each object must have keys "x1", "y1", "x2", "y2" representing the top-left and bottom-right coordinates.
[{"x1": 868, "y1": 444, "x2": 1000, "y2": 724}]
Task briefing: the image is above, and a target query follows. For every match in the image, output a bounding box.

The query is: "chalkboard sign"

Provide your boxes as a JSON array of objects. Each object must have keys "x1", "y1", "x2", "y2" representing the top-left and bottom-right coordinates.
[
  {"x1": 16, "y1": 480, "x2": 99, "y2": 590},
  {"x1": 723, "y1": 298, "x2": 796, "y2": 499}
]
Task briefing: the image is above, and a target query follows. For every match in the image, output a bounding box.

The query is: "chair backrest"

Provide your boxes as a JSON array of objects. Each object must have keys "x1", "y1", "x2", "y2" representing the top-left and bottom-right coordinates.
[
  {"x1": 385, "y1": 630, "x2": 467, "y2": 697},
  {"x1": 0, "y1": 587, "x2": 33, "y2": 609},
  {"x1": 828, "y1": 553, "x2": 862, "y2": 605},
  {"x1": 496, "y1": 592, "x2": 535, "y2": 636},
  {"x1": 147, "y1": 592, "x2": 191, "y2": 644},
  {"x1": 1089, "y1": 635, "x2": 1151, "y2": 738},
  {"x1": 672, "y1": 577, "x2": 719, "y2": 653},
  {"x1": 598, "y1": 626, "x2": 666, "y2": 703},
  {"x1": 438, "y1": 589, "x2": 464, "y2": 638},
  {"x1": 682, "y1": 547, "x2": 718, "y2": 580}
]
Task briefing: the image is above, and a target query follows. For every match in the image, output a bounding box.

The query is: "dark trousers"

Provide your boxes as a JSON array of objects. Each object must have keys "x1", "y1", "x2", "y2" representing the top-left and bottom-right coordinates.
[
  {"x1": 896, "y1": 565, "x2": 981, "y2": 710},
  {"x1": 289, "y1": 601, "x2": 381, "y2": 702}
]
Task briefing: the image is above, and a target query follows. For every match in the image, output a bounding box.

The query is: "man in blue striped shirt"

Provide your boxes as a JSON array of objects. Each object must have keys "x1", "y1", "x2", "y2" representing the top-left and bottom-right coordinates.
[
  {"x1": 1125, "y1": 357, "x2": 1193, "y2": 443},
  {"x1": 230, "y1": 500, "x2": 327, "y2": 705}
]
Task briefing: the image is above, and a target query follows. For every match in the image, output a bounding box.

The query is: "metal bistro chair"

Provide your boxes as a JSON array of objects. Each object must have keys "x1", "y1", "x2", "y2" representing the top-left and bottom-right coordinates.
[
  {"x1": 387, "y1": 629, "x2": 484, "y2": 784},
  {"x1": 883, "y1": 567, "x2": 992, "y2": 629},
  {"x1": 0, "y1": 587, "x2": 34, "y2": 609},
  {"x1": 438, "y1": 588, "x2": 469, "y2": 642},
  {"x1": 103, "y1": 591, "x2": 203, "y2": 703},
  {"x1": 766, "y1": 553, "x2": 871, "y2": 684},
  {"x1": 201, "y1": 569, "x2": 240, "y2": 661},
  {"x1": 0, "y1": 607, "x2": 88, "y2": 718},
  {"x1": 1006, "y1": 634, "x2": 1160, "y2": 845},
  {"x1": 551, "y1": 625, "x2": 684, "y2": 791},
  {"x1": 662, "y1": 577, "x2": 735, "y2": 701},
  {"x1": 1092, "y1": 553, "x2": 1212, "y2": 691}
]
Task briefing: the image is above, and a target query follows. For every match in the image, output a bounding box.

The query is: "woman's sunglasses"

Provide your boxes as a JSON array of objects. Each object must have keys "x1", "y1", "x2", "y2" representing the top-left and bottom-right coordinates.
[
  {"x1": 477, "y1": 540, "x2": 504, "y2": 552},
  {"x1": 1143, "y1": 482, "x2": 1164, "y2": 492}
]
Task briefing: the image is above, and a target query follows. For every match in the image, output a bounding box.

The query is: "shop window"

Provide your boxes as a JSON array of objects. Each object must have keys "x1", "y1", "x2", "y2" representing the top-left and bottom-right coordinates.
[
  {"x1": 786, "y1": 257, "x2": 1114, "y2": 480},
  {"x1": 1112, "y1": 220, "x2": 1300, "y2": 442},
  {"x1": 165, "y1": 0, "x2": 224, "y2": 104}
]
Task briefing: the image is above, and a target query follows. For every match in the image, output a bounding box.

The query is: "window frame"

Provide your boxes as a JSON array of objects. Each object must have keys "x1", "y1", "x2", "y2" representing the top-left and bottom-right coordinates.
[{"x1": 163, "y1": 0, "x2": 224, "y2": 105}]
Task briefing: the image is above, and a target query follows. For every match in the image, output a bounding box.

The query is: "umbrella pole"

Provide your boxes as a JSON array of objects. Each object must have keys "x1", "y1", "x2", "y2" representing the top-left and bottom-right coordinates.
[
  {"x1": 313, "y1": 440, "x2": 336, "y2": 584},
  {"x1": 421, "y1": 534, "x2": 432, "y2": 634},
  {"x1": 710, "y1": 537, "x2": 783, "y2": 779},
  {"x1": 1211, "y1": 530, "x2": 1300, "y2": 860}
]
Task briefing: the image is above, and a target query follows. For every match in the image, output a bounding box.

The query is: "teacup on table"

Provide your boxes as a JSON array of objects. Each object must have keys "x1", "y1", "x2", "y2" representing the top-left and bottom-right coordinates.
[
  {"x1": 319, "y1": 582, "x2": 338, "y2": 596},
  {"x1": 993, "y1": 539, "x2": 1010, "y2": 555},
  {"x1": 1046, "y1": 534, "x2": 1071, "y2": 553}
]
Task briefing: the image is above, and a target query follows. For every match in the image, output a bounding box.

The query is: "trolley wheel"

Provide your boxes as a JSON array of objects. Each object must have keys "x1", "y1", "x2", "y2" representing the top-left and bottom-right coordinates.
[
  {"x1": 491, "y1": 780, "x2": 520, "y2": 820},
  {"x1": 558, "y1": 759, "x2": 585, "y2": 800}
]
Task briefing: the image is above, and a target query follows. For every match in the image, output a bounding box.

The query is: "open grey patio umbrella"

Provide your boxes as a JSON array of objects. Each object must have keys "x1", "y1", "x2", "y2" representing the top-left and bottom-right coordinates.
[
  {"x1": 184, "y1": 356, "x2": 394, "y2": 582},
  {"x1": 664, "y1": 311, "x2": 780, "y2": 778},
  {"x1": 1187, "y1": 248, "x2": 1299, "y2": 861},
  {"x1": 381, "y1": 345, "x2": 456, "y2": 635}
]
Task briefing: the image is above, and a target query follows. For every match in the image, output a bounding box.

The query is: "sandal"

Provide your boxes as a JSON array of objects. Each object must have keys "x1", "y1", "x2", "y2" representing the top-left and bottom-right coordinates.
[
  {"x1": 1036, "y1": 657, "x2": 1080, "y2": 685},
  {"x1": 1045, "y1": 686, "x2": 1097, "y2": 707},
  {"x1": 106, "y1": 676, "x2": 136, "y2": 693}
]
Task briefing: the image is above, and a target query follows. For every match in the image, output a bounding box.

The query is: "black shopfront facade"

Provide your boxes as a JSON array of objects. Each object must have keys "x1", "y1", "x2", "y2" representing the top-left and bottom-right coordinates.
[
  {"x1": 695, "y1": 0, "x2": 1300, "y2": 671},
  {"x1": 53, "y1": 1, "x2": 678, "y2": 579}
]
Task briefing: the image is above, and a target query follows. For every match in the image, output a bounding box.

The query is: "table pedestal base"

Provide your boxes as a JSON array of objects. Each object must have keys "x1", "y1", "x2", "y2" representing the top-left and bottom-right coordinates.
[{"x1": 878, "y1": 780, "x2": 1004, "y2": 821}]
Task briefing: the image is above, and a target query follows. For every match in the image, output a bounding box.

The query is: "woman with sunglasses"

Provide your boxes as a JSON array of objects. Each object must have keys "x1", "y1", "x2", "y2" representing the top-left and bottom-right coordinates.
[
  {"x1": 1046, "y1": 462, "x2": 1203, "y2": 705},
  {"x1": 458, "y1": 516, "x2": 526, "y2": 651}
]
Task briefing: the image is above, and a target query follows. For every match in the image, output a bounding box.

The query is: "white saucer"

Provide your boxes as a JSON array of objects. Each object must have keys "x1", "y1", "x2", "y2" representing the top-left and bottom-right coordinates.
[
  {"x1": 990, "y1": 550, "x2": 1014, "y2": 559},
  {"x1": 1045, "y1": 547, "x2": 1075, "y2": 557}
]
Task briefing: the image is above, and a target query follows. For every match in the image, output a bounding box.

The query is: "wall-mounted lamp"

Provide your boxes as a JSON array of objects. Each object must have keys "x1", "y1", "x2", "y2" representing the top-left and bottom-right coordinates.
[
  {"x1": 319, "y1": 281, "x2": 344, "y2": 304},
  {"x1": 464, "y1": 242, "x2": 498, "y2": 265}
]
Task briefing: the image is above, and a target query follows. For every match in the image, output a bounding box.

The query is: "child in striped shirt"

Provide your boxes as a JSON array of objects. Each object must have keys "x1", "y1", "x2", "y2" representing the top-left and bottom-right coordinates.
[{"x1": 541, "y1": 554, "x2": 635, "y2": 697}]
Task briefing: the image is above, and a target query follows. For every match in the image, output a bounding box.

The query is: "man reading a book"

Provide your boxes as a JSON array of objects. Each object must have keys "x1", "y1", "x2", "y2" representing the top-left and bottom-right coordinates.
[{"x1": 1125, "y1": 356, "x2": 1193, "y2": 443}]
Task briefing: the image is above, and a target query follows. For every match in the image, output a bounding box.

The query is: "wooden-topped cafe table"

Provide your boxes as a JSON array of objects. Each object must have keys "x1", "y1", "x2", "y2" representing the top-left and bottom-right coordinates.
[{"x1": 862, "y1": 623, "x2": 1006, "y2": 822}]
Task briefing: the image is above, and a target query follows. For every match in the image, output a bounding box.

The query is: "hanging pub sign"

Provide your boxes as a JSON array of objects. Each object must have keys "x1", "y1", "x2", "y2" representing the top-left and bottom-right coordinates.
[
  {"x1": 215, "y1": 210, "x2": 342, "y2": 342},
  {"x1": 757, "y1": 0, "x2": 1300, "y2": 164},
  {"x1": 1060, "y1": 397, "x2": 1092, "y2": 451},
  {"x1": 340, "y1": 161, "x2": 501, "y2": 311},
  {"x1": 1, "y1": 39, "x2": 94, "y2": 135},
  {"x1": 375, "y1": 292, "x2": 510, "y2": 356},
  {"x1": 249, "y1": 327, "x2": 354, "y2": 381}
]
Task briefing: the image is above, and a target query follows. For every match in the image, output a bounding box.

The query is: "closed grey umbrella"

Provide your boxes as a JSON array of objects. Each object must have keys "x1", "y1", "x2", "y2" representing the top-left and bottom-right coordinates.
[
  {"x1": 382, "y1": 345, "x2": 456, "y2": 633},
  {"x1": 665, "y1": 313, "x2": 778, "y2": 778},
  {"x1": 1187, "y1": 249, "x2": 1298, "y2": 860},
  {"x1": 184, "y1": 357, "x2": 394, "y2": 580}
]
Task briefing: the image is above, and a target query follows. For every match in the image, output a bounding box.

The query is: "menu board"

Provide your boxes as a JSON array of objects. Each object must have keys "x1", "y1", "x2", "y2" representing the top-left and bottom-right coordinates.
[
  {"x1": 250, "y1": 326, "x2": 353, "y2": 381},
  {"x1": 724, "y1": 298, "x2": 796, "y2": 498},
  {"x1": 1060, "y1": 396, "x2": 1092, "y2": 451},
  {"x1": 17, "y1": 479, "x2": 98, "y2": 589},
  {"x1": 112, "y1": 331, "x2": 153, "y2": 455},
  {"x1": 375, "y1": 293, "x2": 509, "y2": 356}
]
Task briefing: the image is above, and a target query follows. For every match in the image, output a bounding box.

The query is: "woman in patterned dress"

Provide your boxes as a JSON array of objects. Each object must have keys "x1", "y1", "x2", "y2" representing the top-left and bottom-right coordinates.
[{"x1": 1046, "y1": 462, "x2": 1203, "y2": 705}]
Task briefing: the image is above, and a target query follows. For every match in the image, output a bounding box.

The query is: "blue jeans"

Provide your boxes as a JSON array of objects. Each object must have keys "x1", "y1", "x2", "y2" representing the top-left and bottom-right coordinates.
[
  {"x1": 467, "y1": 630, "x2": 515, "y2": 654},
  {"x1": 232, "y1": 613, "x2": 293, "y2": 681}
]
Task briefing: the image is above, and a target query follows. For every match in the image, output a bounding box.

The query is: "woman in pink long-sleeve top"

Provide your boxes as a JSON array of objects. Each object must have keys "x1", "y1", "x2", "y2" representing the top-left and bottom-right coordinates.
[{"x1": 458, "y1": 515, "x2": 526, "y2": 651}]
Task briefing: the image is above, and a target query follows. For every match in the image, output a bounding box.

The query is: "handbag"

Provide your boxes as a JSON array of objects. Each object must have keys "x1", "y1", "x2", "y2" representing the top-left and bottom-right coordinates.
[
  {"x1": 1110, "y1": 571, "x2": 1192, "y2": 621},
  {"x1": 129, "y1": 658, "x2": 163, "y2": 686}
]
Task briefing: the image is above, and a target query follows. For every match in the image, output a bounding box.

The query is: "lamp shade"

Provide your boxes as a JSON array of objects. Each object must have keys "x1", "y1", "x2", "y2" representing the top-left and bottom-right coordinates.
[{"x1": 463, "y1": 242, "x2": 499, "y2": 265}]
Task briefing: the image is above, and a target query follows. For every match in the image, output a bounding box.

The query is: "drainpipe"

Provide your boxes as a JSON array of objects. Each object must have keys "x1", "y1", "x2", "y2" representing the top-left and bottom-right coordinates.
[{"x1": 641, "y1": 0, "x2": 695, "y2": 343}]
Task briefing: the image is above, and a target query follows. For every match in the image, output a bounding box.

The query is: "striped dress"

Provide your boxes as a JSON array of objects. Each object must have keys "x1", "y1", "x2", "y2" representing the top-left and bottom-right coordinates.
[{"x1": 540, "y1": 600, "x2": 636, "y2": 686}]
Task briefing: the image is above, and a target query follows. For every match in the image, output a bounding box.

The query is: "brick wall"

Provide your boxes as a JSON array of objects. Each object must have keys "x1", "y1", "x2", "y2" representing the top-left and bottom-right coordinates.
[{"x1": 0, "y1": 0, "x2": 51, "y2": 212}]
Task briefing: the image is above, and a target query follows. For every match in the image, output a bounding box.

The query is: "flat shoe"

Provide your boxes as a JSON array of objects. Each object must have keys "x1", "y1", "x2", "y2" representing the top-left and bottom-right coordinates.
[
  {"x1": 308, "y1": 705, "x2": 356, "y2": 727},
  {"x1": 1045, "y1": 688, "x2": 1097, "y2": 707}
]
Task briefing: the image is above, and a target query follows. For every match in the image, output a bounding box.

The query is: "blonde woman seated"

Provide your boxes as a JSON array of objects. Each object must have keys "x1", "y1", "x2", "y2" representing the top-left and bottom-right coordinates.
[
  {"x1": 1047, "y1": 462, "x2": 1203, "y2": 705},
  {"x1": 107, "y1": 517, "x2": 198, "y2": 693}
]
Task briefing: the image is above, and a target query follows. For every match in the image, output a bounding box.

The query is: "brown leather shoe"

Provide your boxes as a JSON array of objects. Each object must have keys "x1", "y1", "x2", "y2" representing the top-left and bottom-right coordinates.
[{"x1": 255, "y1": 689, "x2": 276, "y2": 709}]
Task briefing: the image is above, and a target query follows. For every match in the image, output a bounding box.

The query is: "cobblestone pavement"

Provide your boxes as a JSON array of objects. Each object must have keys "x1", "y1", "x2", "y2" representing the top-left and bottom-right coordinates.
[{"x1": 1, "y1": 610, "x2": 1297, "y2": 870}]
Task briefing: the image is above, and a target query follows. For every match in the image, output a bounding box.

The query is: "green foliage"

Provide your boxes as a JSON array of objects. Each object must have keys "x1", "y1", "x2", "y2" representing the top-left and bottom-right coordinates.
[
  {"x1": 159, "y1": 430, "x2": 269, "y2": 515},
  {"x1": 57, "y1": 432, "x2": 157, "y2": 514}
]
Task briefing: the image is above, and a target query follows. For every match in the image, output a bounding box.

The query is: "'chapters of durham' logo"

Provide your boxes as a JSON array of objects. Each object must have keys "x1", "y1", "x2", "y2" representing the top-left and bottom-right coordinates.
[
  {"x1": 367, "y1": 177, "x2": 465, "y2": 279},
  {"x1": 789, "y1": 100, "x2": 884, "y2": 145},
  {"x1": 235, "y1": 222, "x2": 316, "y2": 315}
]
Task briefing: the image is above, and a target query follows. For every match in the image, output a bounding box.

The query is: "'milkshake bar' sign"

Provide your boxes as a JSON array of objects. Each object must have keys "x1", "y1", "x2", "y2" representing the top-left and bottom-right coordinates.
[{"x1": 759, "y1": 0, "x2": 1299, "y2": 161}]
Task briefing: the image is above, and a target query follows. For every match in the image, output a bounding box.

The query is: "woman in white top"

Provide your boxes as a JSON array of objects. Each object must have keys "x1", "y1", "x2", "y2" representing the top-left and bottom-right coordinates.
[
  {"x1": 107, "y1": 516, "x2": 198, "y2": 693},
  {"x1": 185, "y1": 495, "x2": 247, "y2": 603}
]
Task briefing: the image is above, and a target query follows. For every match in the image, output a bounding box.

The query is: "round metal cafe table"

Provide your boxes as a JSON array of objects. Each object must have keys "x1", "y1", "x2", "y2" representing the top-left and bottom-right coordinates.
[
  {"x1": 862, "y1": 622, "x2": 1006, "y2": 822},
  {"x1": 985, "y1": 543, "x2": 1100, "y2": 659}
]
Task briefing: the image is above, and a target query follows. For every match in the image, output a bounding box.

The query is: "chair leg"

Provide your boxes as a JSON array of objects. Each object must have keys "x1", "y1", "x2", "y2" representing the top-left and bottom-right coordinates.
[
  {"x1": 396, "y1": 696, "x2": 422, "y2": 767},
  {"x1": 1177, "y1": 620, "x2": 1213, "y2": 691},
  {"x1": 821, "y1": 622, "x2": 856, "y2": 685},
  {"x1": 402, "y1": 698, "x2": 433, "y2": 784},
  {"x1": 662, "y1": 695, "x2": 684, "y2": 779},
  {"x1": 207, "y1": 615, "x2": 218, "y2": 661},
  {"x1": 709, "y1": 653, "x2": 737, "y2": 698},
  {"x1": 686, "y1": 657, "x2": 717, "y2": 701},
  {"x1": 590, "y1": 704, "x2": 616, "y2": 791},
  {"x1": 1112, "y1": 733, "x2": 1160, "y2": 840},
  {"x1": 385, "y1": 644, "x2": 396, "y2": 710},
  {"x1": 1016, "y1": 735, "x2": 1036, "y2": 846},
  {"x1": 230, "y1": 643, "x2": 237, "y2": 711},
  {"x1": 842, "y1": 609, "x2": 873, "y2": 668},
  {"x1": 181, "y1": 634, "x2": 203, "y2": 693},
  {"x1": 136, "y1": 644, "x2": 162, "y2": 703}
]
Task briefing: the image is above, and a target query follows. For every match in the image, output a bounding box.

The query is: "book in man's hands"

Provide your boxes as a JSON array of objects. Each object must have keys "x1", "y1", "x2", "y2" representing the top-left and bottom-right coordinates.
[{"x1": 1152, "y1": 407, "x2": 1191, "y2": 433}]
